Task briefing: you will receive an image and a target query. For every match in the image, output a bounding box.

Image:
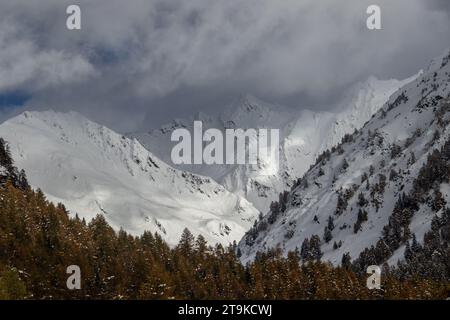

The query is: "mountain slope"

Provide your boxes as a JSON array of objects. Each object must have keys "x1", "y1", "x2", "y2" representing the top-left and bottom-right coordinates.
[
  {"x1": 238, "y1": 51, "x2": 450, "y2": 265},
  {"x1": 132, "y1": 75, "x2": 418, "y2": 212},
  {"x1": 0, "y1": 111, "x2": 258, "y2": 246}
]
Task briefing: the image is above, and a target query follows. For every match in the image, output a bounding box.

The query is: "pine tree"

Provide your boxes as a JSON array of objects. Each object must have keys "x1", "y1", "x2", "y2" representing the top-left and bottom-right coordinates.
[
  {"x1": 361, "y1": 172, "x2": 368, "y2": 184},
  {"x1": 313, "y1": 215, "x2": 319, "y2": 224},
  {"x1": 327, "y1": 216, "x2": 335, "y2": 231},
  {"x1": 318, "y1": 167, "x2": 325, "y2": 176},
  {"x1": 195, "y1": 234, "x2": 209, "y2": 256},
  {"x1": 177, "y1": 228, "x2": 195, "y2": 256},
  {"x1": 408, "y1": 151, "x2": 416, "y2": 165},
  {"x1": 342, "y1": 158, "x2": 349, "y2": 171},
  {"x1": 300, "y1": 238, "x2": 310, "y2": 261},
  {"x1": 341, "y1": 252, "x2": 351, "y2": 269},
  {"x1": 357, "y1": 192, "x2": 368, "y2": 207},
  {"x1": 323, "y1": 226, "x2": 332, "y2": 243},
  {"x1": 354, "y1": 209, "x2": 368, "y2": 233},
  {"x1": 309, "y1": 235, "x2": 323, "y2": 260}
]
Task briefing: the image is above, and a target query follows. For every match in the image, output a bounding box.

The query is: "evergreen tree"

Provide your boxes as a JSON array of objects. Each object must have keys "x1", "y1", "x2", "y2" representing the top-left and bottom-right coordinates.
[
  {"x1": 0, "y1": 267, "x2": 27, "y2": 300},
  {"x1": 327, "y1": 216, "x2": 335, "y2": 231},
  {"x1": 341, "y1": 253, "x2": 351, "y2": 269},
  {"x1": 195, "y1": 234, "x2": 209, "y2": 256},
  {"x1": 342, "y1": 158, "x2": 349, "y2": 171},
  {"x1": 177, "y1": 228, "x2": 195, "y2": 256},
  {"x1": 323, "y1": 226, "x2": 332, "y2": 243}
]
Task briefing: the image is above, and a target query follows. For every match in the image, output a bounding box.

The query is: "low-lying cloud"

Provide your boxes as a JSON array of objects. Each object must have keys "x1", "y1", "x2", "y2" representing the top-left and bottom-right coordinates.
[{"x1": 0, "y1": 0, "x2": 449, "y2": 131}]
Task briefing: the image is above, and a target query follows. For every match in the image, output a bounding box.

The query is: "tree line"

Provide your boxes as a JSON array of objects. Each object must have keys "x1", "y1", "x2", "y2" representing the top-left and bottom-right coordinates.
[
  {"x1": 1, "y1": 137, "x2": 449, "y2": 299},
  {"x1": 0, "y1": 181, "x2": 448, "y2": 299}
]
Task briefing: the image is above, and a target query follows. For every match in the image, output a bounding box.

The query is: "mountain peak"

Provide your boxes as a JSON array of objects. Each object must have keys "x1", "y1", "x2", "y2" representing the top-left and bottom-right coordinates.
[
  {"x1": 219, "y1": 93, "x2": 293, "y2": 130},
  {"x1": 238, "y1": 49, "x2": 450, "y2": 266},
  {"x1": 19, "y1": 109, "x2": 83, "y2": 120},
  {"x1": 0, "y1": 109, "x2": 259, "y2": 246},
  {"x1": 237, "y1": 93, "x2": 264, "y2": 106},
  {"x1": 227, "y1": 93, "x2": 270, "y2": 115},
  {"x1": 11, "y1": 110, "x2": 98, "y2": 133}
]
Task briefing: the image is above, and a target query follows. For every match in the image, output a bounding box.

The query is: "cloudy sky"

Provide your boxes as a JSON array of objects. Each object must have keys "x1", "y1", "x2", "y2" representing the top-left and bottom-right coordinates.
[{"x1": 0, "y1": 0, "x2": 449, "y2": 132}]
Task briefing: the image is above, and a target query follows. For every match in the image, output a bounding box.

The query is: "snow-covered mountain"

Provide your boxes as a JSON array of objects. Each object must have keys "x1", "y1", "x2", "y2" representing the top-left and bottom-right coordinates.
[
  {"x1": 131, "y1": 75, "x2": 418, "y2": 212},
  {"x1": 0, "y1": 111, "x2": 258, "y2": 246},
  {"x1": 238, "y1": 50, "x2": 450, "y2": 266}
]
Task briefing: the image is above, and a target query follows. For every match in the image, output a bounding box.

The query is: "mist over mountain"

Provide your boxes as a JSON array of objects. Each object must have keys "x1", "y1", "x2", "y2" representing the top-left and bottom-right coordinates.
[
  {"x1": 238, "y1": 50, "x2": 450, "y2": 272},
  {"x1": 131, "y1": 74, "x2": 418, "y2": 212}
]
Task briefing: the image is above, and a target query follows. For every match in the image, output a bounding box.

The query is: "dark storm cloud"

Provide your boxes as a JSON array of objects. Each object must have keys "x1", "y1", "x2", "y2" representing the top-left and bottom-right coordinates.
[
  {"x1": 427, "y1": 0, "x2": 450, "y2": 13},
  {"x1": 0, "y1": 0, "x2": 449, "y2": 131}
]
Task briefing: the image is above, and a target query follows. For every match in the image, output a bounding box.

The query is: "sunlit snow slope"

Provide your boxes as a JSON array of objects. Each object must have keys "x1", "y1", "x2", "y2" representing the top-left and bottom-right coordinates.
[
  {"x1": 132, "y1": 75, "x2": 418, "y2": 212},
  {"x1": 238, "y1": 50, "x2": 450, "y2": 265},
  {"x1": 0, "y1": 111, "x2": 258, "y2": 246}
]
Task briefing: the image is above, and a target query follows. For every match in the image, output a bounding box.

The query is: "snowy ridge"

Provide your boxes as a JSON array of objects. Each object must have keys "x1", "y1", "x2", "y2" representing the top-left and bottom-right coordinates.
[
  {"x1": 238, "y1": 50, "x2": 450, "y2": 265},
  {"x1": 132, "y1": 75, "x2": 417, "y2": 212},
  {"x1": 0, "y1": 111, "x2": 259, "y2": 246}
]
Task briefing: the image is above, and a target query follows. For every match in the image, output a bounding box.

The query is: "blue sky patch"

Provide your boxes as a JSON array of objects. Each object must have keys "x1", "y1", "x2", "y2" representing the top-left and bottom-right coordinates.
[{"x1": 0, "y1": 92, "x2": 30, "y2": 110}]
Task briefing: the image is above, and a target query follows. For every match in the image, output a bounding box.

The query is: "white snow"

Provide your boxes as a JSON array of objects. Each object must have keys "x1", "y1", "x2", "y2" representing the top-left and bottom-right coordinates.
[
  {"x1": 238, "y1": 50, "x2": 450, "y2": 265},
  {"x1": 131, "y1": 75, "x2": 418, "y2": 213},
  {"x1": 0, "y1": 111, "x2": 259, "y2": 246}
]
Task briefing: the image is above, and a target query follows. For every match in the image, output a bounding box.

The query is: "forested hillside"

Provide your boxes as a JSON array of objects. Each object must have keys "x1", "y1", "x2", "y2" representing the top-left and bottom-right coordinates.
[
  {"x1": 0, "y1": 138, "x2": 448, "y2": 299},
  {"x1": 238, "y1": 51, "x2": 450, "y2": 279}
]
